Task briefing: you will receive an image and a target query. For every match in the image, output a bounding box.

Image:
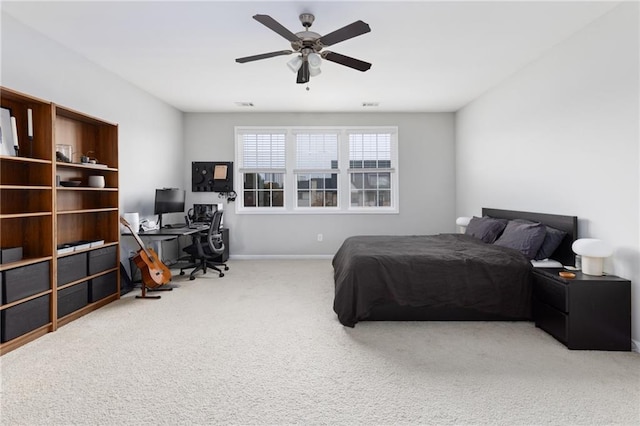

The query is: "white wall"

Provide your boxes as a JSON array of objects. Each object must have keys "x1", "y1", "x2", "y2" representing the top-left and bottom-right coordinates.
[
  {"x1": 456, "y1": 3, "x2": 640, "y2": 348},
  {"x1": 1, "y1": 13, "x2": 184, "y2": 218},
  {"x1": 184, "y1": 112, "x2": 456, "y2": 257}
]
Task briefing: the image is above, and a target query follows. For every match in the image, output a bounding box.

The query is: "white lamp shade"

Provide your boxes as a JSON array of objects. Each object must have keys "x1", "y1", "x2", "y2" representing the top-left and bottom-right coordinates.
[
  {"x1": 455, "y1": 216, "x2": 471, "y2": 234},
  {"x1": 308, "y1": 52, "x2": 321, "y2": 68},
  {"x1": 308, "y1": 53, "x2": 321, "y2": 77},
  {"x1": 456, "y1": 217, "x2": 472, "y2": 227},
  {"x1": 572, "y1": 238, "x2": 613, "y2": 276},
  {"x1": 309, "y1": 67, "x2": 321, "y2": 77},
  {"x1": 121, "y1": 212, "x2": 139, "y2": 234},
  {"x1": 572, "y1": 238, "x2": 613, "y2": 257},
  {"x1": 287, "y1": 56, "x2": 302, "y2": 72}
]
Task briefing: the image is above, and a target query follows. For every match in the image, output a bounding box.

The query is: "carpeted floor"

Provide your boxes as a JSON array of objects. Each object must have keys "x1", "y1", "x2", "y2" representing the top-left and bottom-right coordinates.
[{"x1": 1, "y1": 259, "x2": 639, "y2": 425}]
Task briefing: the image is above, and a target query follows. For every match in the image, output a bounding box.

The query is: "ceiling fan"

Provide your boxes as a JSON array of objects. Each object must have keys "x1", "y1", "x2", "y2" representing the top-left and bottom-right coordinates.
[{"x1": 235, "y1": 13, "x2": 372, "y2": 84}]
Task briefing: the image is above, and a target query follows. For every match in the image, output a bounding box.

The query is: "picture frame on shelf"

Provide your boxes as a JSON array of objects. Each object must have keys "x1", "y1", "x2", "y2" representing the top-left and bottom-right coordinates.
[{"x1": 0, "y1": 107, "x2": 16, "y2": 156}]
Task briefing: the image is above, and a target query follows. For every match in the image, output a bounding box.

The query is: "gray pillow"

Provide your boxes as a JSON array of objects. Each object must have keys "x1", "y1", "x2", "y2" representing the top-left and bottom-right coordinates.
[
  {"x1": 534, "y1": 226, "x2": 567, "y2": 260},
  {"x1": 465, "y1": 216, "x2": 508, "y2": 243},
  {"x1": 494, "y1": 219, "x2": 547, "y2": 259}
]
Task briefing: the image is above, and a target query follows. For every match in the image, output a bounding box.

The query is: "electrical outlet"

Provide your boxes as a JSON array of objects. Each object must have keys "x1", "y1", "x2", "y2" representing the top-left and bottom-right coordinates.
[{"x1": 317, "y1": 233, "x2": 323, "y2": 242}]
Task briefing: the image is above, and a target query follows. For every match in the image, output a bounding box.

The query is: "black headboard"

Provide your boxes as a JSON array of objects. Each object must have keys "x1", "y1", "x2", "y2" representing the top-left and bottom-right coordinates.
[{"x1": 482, "y1": 208, "x2": 578, "y2": 266}]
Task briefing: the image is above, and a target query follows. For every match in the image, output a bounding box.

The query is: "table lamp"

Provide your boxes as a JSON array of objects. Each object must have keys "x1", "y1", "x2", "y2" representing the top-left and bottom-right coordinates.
[
  {"x1": 456, "y1": 216, "x2": 472, "y2": 234},
  {"x1": 571, "y1": 238, "x2": 613, "y2": 276}
]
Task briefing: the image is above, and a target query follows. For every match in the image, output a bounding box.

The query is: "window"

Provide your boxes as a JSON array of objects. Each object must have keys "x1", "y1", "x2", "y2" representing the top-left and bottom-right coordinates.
[
  {"x1": 295, "y1": 132, "x2": 338, "y2": 208},
  {"x1": 348, "y1": 133, "x2": 393, "y2": 208},
  {"x1": 238, "y1": 132, "x2": 285, "y2": 208},
  {"x1": 236, "y1": 126, "x2": 398, "y2": 214}
]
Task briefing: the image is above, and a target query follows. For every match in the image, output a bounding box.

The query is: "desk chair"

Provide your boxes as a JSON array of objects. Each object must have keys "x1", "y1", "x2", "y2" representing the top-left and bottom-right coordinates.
[{"x1": 179, "y1": 210, "x2": 229, "y2": 280}]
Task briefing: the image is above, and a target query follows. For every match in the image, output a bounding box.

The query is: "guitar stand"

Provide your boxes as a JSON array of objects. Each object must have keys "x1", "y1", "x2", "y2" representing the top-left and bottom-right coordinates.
[{"x1": 136, "y1": 284, "x2": 173, "y2": 299}]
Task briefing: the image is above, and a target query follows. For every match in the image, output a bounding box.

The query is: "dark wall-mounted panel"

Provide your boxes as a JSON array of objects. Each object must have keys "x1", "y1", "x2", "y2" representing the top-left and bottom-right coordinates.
[{"x1": 192, "y1": 161, "x2": 234, "y2": 193}]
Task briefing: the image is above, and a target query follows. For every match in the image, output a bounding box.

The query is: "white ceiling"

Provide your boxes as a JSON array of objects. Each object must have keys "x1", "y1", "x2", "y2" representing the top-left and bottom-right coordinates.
[{"x1": 2, "y1": 1, "x2": 621, "y2": 113}]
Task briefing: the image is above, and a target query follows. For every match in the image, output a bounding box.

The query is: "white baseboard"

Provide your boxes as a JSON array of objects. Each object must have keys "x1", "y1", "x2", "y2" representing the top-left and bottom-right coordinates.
[
  {"x1": 632, "y1": 338, "x2": 640, "y2": 353},
  {"x1": 229, "y1": 254, "x2": 333, "y2": 260}
]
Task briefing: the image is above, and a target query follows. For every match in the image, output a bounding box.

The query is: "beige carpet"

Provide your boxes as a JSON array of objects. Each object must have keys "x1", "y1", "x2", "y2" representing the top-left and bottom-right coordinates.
[{"x1": 1, "y1": 259, "x2": 639, "y2": 425}]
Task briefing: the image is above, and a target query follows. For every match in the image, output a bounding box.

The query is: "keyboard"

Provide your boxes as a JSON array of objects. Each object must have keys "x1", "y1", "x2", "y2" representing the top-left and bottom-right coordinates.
[
  {"x1": 189, "y1": 222, "x2": 209, "y2": 229},
  {"x1": 166, "y1": 223, "x2": 188, "y2": 229}
]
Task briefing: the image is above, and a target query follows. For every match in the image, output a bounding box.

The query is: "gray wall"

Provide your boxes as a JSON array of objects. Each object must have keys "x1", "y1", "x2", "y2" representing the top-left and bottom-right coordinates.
[
  {"x1": 1, "y1": 13, "x2": 185, "y2": 218},
  {"x1": 185, "y1": 112, "x2": 456, "y2": 257},
  {"x1": 455, "y1": 3, "x2": 640, "y2": 348}
]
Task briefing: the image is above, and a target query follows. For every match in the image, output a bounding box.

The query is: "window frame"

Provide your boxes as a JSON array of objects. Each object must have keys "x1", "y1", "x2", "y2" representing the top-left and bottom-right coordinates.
[{"x1": 235, "y1": 126, "x2": 399, "y2": 215}]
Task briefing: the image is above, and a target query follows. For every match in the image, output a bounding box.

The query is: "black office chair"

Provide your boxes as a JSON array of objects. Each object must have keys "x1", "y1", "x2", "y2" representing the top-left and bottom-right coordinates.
[{"x1": 179, "y1": 210, "x2": 229, "y2": 280}]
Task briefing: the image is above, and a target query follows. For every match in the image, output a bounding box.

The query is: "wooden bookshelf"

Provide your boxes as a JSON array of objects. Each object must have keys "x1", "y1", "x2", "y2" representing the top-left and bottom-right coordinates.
[{"x1": 0, "y1": 87, "x2": 120, "y2": 355}]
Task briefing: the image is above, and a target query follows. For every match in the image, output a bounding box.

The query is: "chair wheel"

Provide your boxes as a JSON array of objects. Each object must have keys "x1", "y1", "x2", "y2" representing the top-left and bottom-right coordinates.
[
  {"x1": 224, "y1": 266, "x2": 229, "y2": 271},
  {"x1": 180, "y1": 271, "x2": 185, "y2": 275},
  {"x1": 219, "y1": 272, "x2": 224, "y2": 277},
  {"x1": 189, "y1": 276, "x2": 195, "y2": 280}
]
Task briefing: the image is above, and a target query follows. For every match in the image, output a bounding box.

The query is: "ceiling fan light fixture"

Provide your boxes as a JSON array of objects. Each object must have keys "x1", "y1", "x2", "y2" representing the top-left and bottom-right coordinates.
[
  {"x1": 307, "y1": 52, "x2": 321, "y2": 77},
  {"x1": 287, "y1": 55, "x2": 303, "y2": 72},
  {"x1": 308, "y1": 52, "x2": 322, "y2": 68}
]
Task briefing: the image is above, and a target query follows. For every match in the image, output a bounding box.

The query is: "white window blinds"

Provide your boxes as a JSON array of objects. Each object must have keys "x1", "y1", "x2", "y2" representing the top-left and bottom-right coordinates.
[
  {"x1": 240, "y1": 133, "x2": 286, "y2": 171},
  {"x1": 295, "y1": 133, "x2": 338, "y2": 171},
  {"x1": 348, "y1": 133, "x2": 392, "y2": 170}
]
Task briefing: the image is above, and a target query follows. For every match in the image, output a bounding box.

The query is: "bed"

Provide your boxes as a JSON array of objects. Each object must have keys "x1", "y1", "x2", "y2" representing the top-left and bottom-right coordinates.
[{"x1": 332, "y1": 208, "x2": 578, "y2": 327}]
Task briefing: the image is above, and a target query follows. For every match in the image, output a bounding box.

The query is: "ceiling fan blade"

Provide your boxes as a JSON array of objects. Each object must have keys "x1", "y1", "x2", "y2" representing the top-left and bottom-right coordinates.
[
  {"x1": 236, "y1": 50, "x2": 293, "y2": 63},
  {"x1": 296, "y1": 61, "x2": 310, "y2": 84},
  {"x1": 318, "y1": 20, "x2": 371, "y2": 47},
  {"x1": 322, "y1": 51, "x2": 372, "y2": 72},
  {"x1": 253, "y1": 14, "x2": 300, "y2": 43}
]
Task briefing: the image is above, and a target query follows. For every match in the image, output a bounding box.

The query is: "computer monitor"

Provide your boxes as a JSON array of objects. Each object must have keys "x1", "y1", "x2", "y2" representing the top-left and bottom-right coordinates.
[{"x1": 154, "y1": 188, "x2": 185, "y2": 228}]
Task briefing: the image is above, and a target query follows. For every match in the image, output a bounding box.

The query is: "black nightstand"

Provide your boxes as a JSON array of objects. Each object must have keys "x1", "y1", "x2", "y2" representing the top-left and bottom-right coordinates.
[{"x1": 532, "y1": 268, "x2": 631, "y2": 351}]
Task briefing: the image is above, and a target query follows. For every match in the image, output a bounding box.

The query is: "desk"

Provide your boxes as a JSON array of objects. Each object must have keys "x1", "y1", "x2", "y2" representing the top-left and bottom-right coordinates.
[
  {"x1": 121, "y1": 226, "x2": 229, "y2": 266},
  {"x1": 121, "y1": 226, "x2": 207, "y2": 268},
  {"x1": 138, "y1": 226, "x2": 207, "y2": 238}
]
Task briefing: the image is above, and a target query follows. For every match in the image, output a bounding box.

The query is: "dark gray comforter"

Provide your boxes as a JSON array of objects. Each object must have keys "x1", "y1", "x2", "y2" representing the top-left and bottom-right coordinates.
[{"x1": 332, "y1": 234, "x2": 533, "y2": 327}]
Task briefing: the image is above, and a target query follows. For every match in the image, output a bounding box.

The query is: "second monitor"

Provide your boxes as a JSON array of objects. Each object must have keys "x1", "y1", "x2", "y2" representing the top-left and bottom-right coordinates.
[{"x1": 154, "y1": 188, "x2": 186, "y2": 228}]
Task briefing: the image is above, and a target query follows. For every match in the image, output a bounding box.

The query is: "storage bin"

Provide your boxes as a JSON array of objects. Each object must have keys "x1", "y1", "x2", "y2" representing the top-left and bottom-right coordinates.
[
  {"x1": 88, "y1": 246, "x2": 117, "y2": 275},
  {"x1": 1, "y1": 261, "x2": 50, "y2": 305},
  {"x1": 89, "y1": 271, "x2": 117, "y2": 302},
  {"x1": 57, "y1": 281, "x2": 89, "y2": 318},
  {"x1": 57, "y1": 252, "x2": 88, "y2": 287},
  {"x1": 1, "y1": 294, "x2": 50, "y2": 343},
  {"x1": 0, "y1": 246, "x2": 23, "y2": 264}
]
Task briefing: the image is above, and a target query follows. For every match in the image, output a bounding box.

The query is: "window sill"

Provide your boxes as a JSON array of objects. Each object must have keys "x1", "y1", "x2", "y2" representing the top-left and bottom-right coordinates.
[{"x1": 236, "y1": 207, "x2": 399, "y2": 215}]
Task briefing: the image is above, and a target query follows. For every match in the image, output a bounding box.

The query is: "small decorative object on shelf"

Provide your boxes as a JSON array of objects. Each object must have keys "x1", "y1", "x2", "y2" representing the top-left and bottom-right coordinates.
[
  {"x1": 88, "y1": 175, "x2": 105, "y2": 188},
  {"x1": 55, "y1": 144, "x2": 72, "y2": 162},
  {"x1": 10, "y1": 116, "x2": 19, "y2": 156},
  {"x1": 0, "y1": 107, "x2": 16, "y2": 156},
  {"x1": 80, "y1": 151, "x2": 96, "y2": 164},
  {"x1": 27, "y1": 108, "x2": 33, "y2": 157}
]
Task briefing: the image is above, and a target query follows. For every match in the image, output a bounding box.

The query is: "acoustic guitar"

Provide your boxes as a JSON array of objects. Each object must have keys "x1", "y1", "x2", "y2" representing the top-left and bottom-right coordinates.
[{"x1": 120, "y1": 216, "x2": 172, "y2": 289}]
